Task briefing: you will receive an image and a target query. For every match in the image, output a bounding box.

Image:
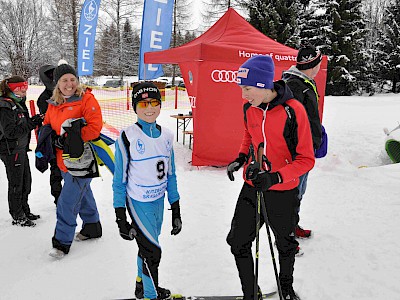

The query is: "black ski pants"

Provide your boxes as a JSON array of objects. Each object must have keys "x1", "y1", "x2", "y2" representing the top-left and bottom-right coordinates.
[
  {"x1": 0, "y1": 151, "x2": 32, "y2": 219},
  {"x1": 227, "y1": 183, "x2": 299, "y2": 300}
]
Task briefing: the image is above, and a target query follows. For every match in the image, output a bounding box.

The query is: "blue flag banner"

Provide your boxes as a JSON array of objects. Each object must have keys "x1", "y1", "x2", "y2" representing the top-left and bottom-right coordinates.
[
  {"x1": 77, "y1": 0, "x2": 101, "y2": 76},
  {"x1": 139, "y1": 0, "x2": 174, "y2": 80}
]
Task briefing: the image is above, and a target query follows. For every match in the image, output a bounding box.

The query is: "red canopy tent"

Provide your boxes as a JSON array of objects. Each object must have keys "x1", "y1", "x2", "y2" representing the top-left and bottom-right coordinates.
[{"x1": 145, "y1": 8, "x2": 328, "y2": 166}]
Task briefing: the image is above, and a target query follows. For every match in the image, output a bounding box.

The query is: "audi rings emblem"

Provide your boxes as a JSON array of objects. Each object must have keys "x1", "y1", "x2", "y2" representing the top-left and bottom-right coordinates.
[{"x1": 211, "y1": 70, "x2": 238, "y2": 83}]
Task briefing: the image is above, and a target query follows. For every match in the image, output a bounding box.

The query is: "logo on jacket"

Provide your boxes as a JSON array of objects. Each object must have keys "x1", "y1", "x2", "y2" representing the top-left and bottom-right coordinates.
[{"x1": 136, "y1": 139, "x2": 145, "y2": 154}]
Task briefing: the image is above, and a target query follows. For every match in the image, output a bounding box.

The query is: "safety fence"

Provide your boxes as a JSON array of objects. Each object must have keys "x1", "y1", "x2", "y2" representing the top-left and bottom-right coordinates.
[{"x1": 27, "y1": 85, "x2": 191, "y2": 144}]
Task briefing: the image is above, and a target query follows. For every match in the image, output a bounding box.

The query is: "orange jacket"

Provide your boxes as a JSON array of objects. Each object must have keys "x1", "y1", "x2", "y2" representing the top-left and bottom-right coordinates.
[{"x1": 43, "y1": 90, "x2": 103, "y2": 172}]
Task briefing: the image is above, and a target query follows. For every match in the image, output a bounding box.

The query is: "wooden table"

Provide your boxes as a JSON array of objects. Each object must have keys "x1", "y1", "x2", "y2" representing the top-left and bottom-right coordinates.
[{"x1": 170, "y1": 114, "x2": 193, "y2": 145}]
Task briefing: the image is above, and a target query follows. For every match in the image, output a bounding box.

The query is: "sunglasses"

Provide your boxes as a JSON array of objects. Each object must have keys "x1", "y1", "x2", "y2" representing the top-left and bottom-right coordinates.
[{"x1": 136, "y1": 99, "x2": 161, "y2": 109}]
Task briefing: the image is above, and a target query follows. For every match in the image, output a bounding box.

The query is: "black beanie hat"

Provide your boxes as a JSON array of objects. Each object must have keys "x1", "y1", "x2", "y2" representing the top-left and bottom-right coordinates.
[
  {"x1": 53, "y1": 60, "x2": 77, "y2": 83},
  {"x1": 296, "y1": 45, "x2": 322, "y2": 70},
  {"x1": 132, "y1": 82, "x2": 161, "y2": 112}
]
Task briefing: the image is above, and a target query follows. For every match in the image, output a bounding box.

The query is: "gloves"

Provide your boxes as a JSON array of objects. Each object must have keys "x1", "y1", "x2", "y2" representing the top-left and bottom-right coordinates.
[
  {"x1": 30, "y1": 114, "x2": 44, "y2": 126},
  {"x1": 115, "y1": 207, "x2": 136, "y2": 241},
  {"x1": 53, "y1": 135, "x2": 65, "y2": 150},
  {"x1": 227, "y1": 153, "x2": 247, "y2": 181},
  {"x1": 252, "y1": 172, "x2": 281, "y2": 192},
  {"x1": 170, "y1": 200, "x2": 182, "y2": 235}
]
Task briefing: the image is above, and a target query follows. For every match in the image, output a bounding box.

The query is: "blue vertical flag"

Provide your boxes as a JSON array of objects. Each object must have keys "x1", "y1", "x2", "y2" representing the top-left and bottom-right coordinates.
[
  {"x1": 139, "y1": 0, "x2": 174, "y2": 80},
  {"x1": 77, "y1": 0, "x2": 101, "y2": 76}
]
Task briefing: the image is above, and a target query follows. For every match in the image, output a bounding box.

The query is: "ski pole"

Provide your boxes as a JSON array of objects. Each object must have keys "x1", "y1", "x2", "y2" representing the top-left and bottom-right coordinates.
[
  {"x1": 384, "y1": 122, "x2": 400, "y2": 136},
  {"x1": 245, "y1": 144, "x2": 262, "y2": 300},
  {"x1": 260, "y1": 191, "x2": 283, "y2": 300},
  {"x1": 254, "y1": 190, "x2": 261, "y2": 300}
]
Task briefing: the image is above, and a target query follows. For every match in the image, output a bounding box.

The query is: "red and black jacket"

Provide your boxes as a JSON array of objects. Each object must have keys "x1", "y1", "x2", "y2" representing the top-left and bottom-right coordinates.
[{"x1": 239, "y1": 80, "x2": 315, "y2": 191}]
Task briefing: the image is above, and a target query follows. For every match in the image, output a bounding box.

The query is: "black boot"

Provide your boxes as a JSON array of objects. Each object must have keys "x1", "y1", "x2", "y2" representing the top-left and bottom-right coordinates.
[
  {"x1": 12, "y1": 215, "x2": 36, "y2": 227},
  {"x1": 281, "y1": 286, "x2": 300, "y2": 300},
  {"x1": 135, "y1": 278, "x2": 144, "y2": 299},
  {"x1": 157, "y1": 286, "x2": 171, "y2": 300},
  {"x1": 26, "y1": 213, "x2": 41, "y2": 220}
]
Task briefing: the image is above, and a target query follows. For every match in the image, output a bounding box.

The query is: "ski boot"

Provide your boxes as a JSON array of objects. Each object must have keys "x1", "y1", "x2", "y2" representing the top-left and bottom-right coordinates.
[
  {"x1": 281, "y1": 286, "x2": 300, "y2": 300},
  {"x1": 157, "y1": 286, "x2": 171, "y2": 300},
  {"x1": 135, "y1": 277, "x2": 144, "y2": 299},
  {"x1": 295, "y1": 225, "x2": 311, "y2": 239},
  {"x1": 136, "y1": 278, "x2": 171, "y2": 300}
]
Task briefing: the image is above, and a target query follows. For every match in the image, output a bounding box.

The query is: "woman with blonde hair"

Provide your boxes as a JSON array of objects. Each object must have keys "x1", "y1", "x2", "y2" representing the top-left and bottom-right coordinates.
[{"x1": 43, "y1": 61, "x2": 103, "y2": 258}]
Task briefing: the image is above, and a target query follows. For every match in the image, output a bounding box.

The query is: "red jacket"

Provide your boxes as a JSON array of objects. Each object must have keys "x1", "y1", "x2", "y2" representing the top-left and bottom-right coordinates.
[
  {"x1": 43, "y1": 90, "x2": 103, "y2": 173},
  {"x1": 239, "y1": 81, "x2": 315, "y2": 191}
]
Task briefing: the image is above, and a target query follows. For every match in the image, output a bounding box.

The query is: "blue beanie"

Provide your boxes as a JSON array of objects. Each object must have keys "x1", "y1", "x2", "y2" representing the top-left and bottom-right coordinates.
[{"x1": 237, "y1": 55, "x2": 275, "y2": 89}]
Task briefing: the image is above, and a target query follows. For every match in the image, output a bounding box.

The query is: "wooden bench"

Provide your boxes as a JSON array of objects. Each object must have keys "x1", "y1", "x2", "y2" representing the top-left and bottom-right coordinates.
[{"x1": 183, "y1": 130, "x2": 193, "y2": 149}]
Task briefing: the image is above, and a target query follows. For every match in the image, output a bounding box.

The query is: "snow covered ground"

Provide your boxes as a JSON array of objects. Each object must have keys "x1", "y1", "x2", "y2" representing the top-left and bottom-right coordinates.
[{"x1": 1, "y1": 93, "x2": 400, "y2": 300}]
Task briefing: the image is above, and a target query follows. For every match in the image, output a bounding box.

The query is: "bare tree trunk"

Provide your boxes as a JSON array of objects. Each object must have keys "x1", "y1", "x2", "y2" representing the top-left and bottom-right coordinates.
[{"x1": 71, "y1": 0, "x2": 79, "y2": 68}]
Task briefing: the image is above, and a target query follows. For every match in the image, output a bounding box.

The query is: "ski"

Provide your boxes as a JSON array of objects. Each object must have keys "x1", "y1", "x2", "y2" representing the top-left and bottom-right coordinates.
[
  {"x1": 173, "y1": 291, "x2": 277, "y2": 300},
  {"x1": 113, "y1": 291, "x2": 277, "y2": 300}
]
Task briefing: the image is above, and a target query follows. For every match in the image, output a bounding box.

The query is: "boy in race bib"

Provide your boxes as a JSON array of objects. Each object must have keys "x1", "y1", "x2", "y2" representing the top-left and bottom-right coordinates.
[{"x1": 113, "y1": 82, "x2": 182, "y2": 300}]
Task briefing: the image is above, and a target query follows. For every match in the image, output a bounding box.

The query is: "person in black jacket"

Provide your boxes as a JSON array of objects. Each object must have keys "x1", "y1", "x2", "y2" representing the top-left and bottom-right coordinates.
[
  {"x1": 37, "y1": 64, "x2": 62, "y2": 205},
  {"x1": 282, "y1": 44, "x2": 323, "y2": 239},
  {"x1": 0, "y1": 76, "x2": 43, "y2": 226}
]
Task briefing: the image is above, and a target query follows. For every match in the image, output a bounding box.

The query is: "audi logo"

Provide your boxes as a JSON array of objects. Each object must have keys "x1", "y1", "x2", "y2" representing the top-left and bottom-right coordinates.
[{"x1": 211, "y1": 70, "x2": 238, "y2": 83}]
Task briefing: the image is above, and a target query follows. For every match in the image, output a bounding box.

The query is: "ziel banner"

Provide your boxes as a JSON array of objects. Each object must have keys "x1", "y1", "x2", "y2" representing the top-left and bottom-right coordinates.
[
  {"x1": 139, "y1": 0, "x2": 173, "y2": 80},
  {"x1": 77, "y1": 0, "x2": 101, "y2": 76}
]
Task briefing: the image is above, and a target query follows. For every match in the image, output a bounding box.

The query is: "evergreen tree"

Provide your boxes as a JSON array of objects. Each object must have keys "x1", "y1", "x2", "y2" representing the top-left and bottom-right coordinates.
[
  {"x1": 121, "y1": 19, "x2": 140, "y2": 76},
  {"x1": 94, "y1": 24, "x2": 119, "y2": 76},
  {"x1": 357, "y1": 0, "x2": 387, "y2": 95},
  {"x1": 246, "y1": 0, "x2": 301, "y2": 48},
  {"x1": 313, "y1": 0, "x2": 366, "y2": 96},
  {"x1": 379, "y1": 0, "x2": 400, "y2": 93},
  {"x1": 201, "y1": 0, "x2": 248, "y2": 30},
  {"x1": 298, "y1": 0, "x2": 328, "y2": 48}
]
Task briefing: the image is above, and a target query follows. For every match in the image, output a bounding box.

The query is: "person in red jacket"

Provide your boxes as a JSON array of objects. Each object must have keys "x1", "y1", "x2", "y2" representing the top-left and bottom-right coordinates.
[
  {"x1": 226, "y1": 55, "x2": 315, "y2": 300},
  {"x1": 43, "y1": 61, "x2": 103, "y2": 259}
]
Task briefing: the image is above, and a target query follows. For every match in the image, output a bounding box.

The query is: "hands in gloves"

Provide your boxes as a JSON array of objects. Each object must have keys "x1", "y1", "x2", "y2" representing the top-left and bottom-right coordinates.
[
  {"x1": 170, "y1": 200, "x2": 182, "y2": 235},
  {"x1": 30, "y1": 114, "x2": 44, "y2": 126},
  {"x1": 53, "y1": 134, "x2": 65, "y2": 150},
  {"x1": 115, "y1": 207, "x2": 136, "y2": 241},
  {"x1": 27, "y1": 114, "x2": 44, "y2": 129},
  {"x1": 252, "y1": 172, "x2": 281, "y2": 192},
  {"x1": 227, "y1": 153, "x2": 247, "y2": 181}
]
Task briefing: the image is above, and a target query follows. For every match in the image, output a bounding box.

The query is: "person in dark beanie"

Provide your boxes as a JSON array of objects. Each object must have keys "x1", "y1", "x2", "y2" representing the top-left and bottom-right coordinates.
[
  {"x1": 226, "y1": 55, "x2": 315, "y2": 300},
  {"x1": 37, "y1": 64, "x2": 62, "y2": 205},
  {"x1": 113, "y1": 82, "x2": 181, "y2": 300},
  {"x1": 282, "y1": 44, "x2": 324, "y2": 239},
  {"x1": 43, "y1": 60, "x2": 103, "y2": 258},
  {"x1": 0, "y1": 76, "x2": 43, "y2": 227}
]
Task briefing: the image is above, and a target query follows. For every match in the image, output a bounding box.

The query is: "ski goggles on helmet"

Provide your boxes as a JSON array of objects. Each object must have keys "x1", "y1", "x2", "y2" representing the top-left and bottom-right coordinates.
[{"x1": 136, "y1": 99, "x2": 161, "y2": 109}]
